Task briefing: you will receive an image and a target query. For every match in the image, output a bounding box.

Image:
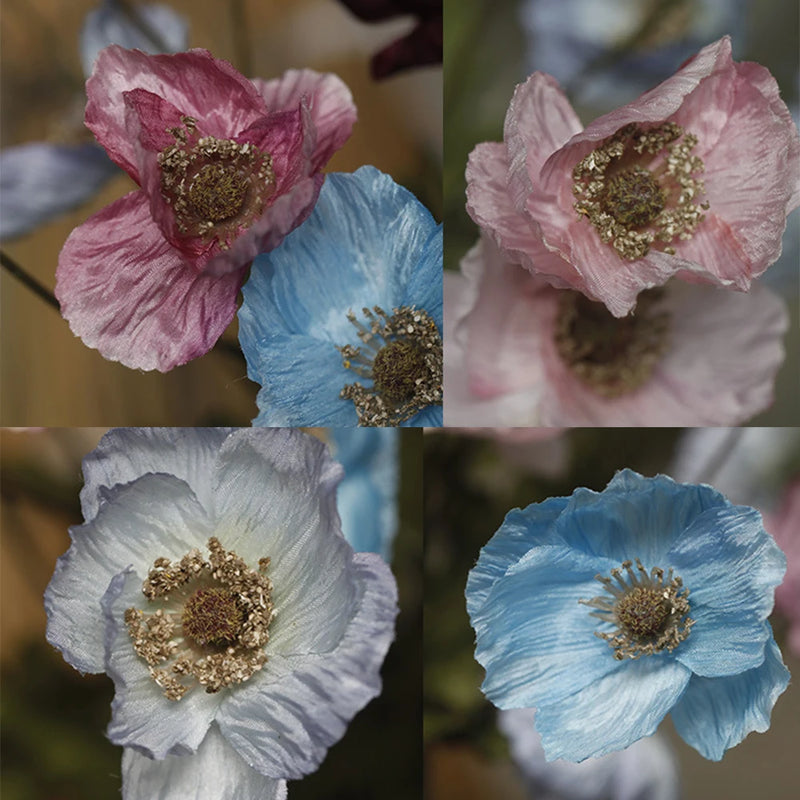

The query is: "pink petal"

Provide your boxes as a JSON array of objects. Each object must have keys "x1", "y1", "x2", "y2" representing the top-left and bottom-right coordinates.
[
  {"x1": 251, "y1": 70, "x2": 357, "y2": 172},
  {"x1": 85, "y1": 46, "x2": 268, "y2": 179},
  {"x1": 55, "y1": 191, "x2": 243, "y2": 371}
]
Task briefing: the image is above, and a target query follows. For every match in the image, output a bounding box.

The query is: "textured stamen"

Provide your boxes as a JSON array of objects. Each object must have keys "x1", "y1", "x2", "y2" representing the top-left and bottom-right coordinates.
[
  {"x1": 554, "y1": 289, "x2": 670, "y2": 397},
  {"x1": 573, "y1": 121, "x2": 708, "y2": 259},
  {"x1": 580, "y1": 558, "x2": 693, "y2": 660},
  {"x1": 125, "y1": 537, "x2": 275, "y2": 700},
  {"x1": 338, "y1": 305, "x2": 443, "y2": 426},
  {"x1": 186, "y1": 163, "x2": 248, "y2": 222}
]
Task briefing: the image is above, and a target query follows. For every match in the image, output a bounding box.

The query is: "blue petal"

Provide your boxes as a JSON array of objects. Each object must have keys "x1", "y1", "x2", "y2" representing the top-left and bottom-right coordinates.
[
  {"x1": 471, "y1": 544, "x2": 621, "y2": 709},
  {"x1": 668, "y1": 505, "x2": 786, "y2": 677},
  {"x1": 122, "y1": 725, "x2": 287, "y2": 800},
  {"x1": 466, "y1": 496, "x2": 569, "y2": 620},
  {"x1": 554, "y1": 469, "x2": 730, "y2": 565},
  {"x1": 535, "y1": 656, "x2": 691, "y2": 762},
  {"x1": 671, "y1": 636, "x2": 789, "y2": 761},
  {"x1": 81, "y1": 1, "x2": 189, "y2": 76},
  {"x1": 0, "y1": 143, "x2": 118, "y2": 240},
  {"x1": 238, "y1": 166, "x2": 441, "y2": 427},
  {"x1": 331, "y1": 428, "x2": 399, "y2": 559}
]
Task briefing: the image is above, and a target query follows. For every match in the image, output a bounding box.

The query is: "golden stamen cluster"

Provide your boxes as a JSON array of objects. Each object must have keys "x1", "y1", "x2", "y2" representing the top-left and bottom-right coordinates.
[
  {"x1": 554, "y1": 289, "x2": 670, "y2": 397},
  {"x1": 338, "y1": 306, "x2": 443, "y2": 426},
  {"x1": 125, "y1": 537, "x2": 275, "y2": 701},
  {"x1": 580, "y1": 558, "x2": 694, "y2": 660},
  {"x1": 158, "y1": 115, "x2": 275, "y2": 249},
  {"x1": 573, "y1": 121, "x2": 708, "y2": 259}
]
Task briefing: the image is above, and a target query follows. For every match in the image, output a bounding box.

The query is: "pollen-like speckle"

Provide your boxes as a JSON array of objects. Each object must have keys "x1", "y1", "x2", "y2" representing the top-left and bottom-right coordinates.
[{"x1": 182, "y1": 587, "x2": 244, "y2": 646}]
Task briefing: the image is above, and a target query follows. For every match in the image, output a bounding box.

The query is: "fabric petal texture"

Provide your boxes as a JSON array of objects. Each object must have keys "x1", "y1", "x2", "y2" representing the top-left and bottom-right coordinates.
[
  {"x1": 44, "y1": 428, "x2": 399, "y2": 788},
  {"x1": 466, "y1": 470, "x2": 789, "y2": 761},
  {"x1": 239, "y1": 166, "x2": 443, "y2": 427}
]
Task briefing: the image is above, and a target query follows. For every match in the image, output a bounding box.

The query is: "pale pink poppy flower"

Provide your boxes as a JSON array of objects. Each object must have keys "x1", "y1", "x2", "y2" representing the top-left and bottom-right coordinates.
[
  {"x1": 466, "y1": 36, "x2": 800, "y2": 318},
  {"x1": 56, "y1": 46, "x2": 356, "y2": 371},
  {"x1": 765, "y1": 479, "x2": 800, "y2": 658},
  {"x1": 444, "y1": 236, "x2": 787, "y2": 427}
]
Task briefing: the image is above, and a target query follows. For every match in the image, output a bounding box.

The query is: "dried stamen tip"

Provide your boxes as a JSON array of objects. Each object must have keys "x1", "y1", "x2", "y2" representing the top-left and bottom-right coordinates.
[
  {"x1": 579, "y1": 557, "x2": 693, "y2": 660},
  {"x1": 554, "y1": 289, "x2": 670, "y2": 397},
  {"x1": 125, "y1": 538, "x2": 276, "y2": 700},
  {"x1": 338, "y1": 305, "x2": 442, "y2": 426}
]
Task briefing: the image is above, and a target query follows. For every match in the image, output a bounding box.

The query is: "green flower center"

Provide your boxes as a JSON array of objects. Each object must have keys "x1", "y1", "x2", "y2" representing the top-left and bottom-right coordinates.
[
  {"x1": 601, "y1": 167, "x2": 665, "y2": 228},
  {"x1": 615, "y1": 586, "x2": 670, "y2": 639},
  {"x1": 187, "y1": 163, "x2": 249, "y2": 223},
  {"x1": 372, "y1": 341, "x2": 428, "y2": 402}
]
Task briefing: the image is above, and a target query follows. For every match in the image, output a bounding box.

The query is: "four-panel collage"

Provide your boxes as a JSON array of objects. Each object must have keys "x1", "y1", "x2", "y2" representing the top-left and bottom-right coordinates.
[{"x1": 0, "y1": 1, "x2": 798, "y2": 799}]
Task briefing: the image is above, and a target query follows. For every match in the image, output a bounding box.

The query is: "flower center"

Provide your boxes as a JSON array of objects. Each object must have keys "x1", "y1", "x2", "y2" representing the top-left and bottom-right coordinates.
[
  {"x1": 125, "y1": 537, "x2": 275, "y2": 700},
  {"x1": 553, "y1": 289, "x2": 670, "y2": 397},
  {"x1": 573, "y1": 121, "x2": 708, "y2": 260},
  {"x1": 158, "y1": 116, "x2": 275, "y2": 249},
  {"x1": 338, "y1": 305, "x2": 443, "y2": 426},
  {"x1": 579, "y1": 558, "x2": 694, "y2": 660}
]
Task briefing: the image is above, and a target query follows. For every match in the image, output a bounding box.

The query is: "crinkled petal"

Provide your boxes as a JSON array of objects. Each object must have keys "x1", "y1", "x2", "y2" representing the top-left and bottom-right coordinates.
[
  {"x1": 252, "y1": 70, "x2": 356, "y2": 172},
  {"x1": 45, "y1": 473, "x2": 209, "y2": 674},
  {"x1": 85, "y1": 45, "x2": 268, "y2": 179},
  {"x1": 472, "y1": 544, "x2": 621, "y2": 709},
  {"x1": 332, "y1": 428, "x2": 399, "y2": 559},
  {"x1": 671, "y1": 637, "x2": 789, "y2": 761},
  {"x1": 122, "y1": 724, "x2": 286, "y2": 800},
  {"x1": 81, "y1": 1, "x2": 189, "y2": 77},
  {"x1": 668, "y1": 505, "x2": 786, "y2": 677},
  {"x1": 535, "y1": 657, "x2": 691, "y2": 762},
  {"x1": 103, "y1": 570, "x2": 221, "y2": 757},
  {"x1": 216, "y1": 553, "x2": 397, "y2": 779},
  {"x1": 0, "y1": 143, "x2": 118, "y2": 240},
  {"x1": 79, "y1": 427, "x2": 236, "y2": 522},
  {"x1": 465, "y1": 496, "x2": 569, "y2": 619},
  {"x1": 55, "y1": 190, "x2": 243, "y2": 372},
  {"x1": 212, "y1": 429, "x2": 357, "y2": 654}
]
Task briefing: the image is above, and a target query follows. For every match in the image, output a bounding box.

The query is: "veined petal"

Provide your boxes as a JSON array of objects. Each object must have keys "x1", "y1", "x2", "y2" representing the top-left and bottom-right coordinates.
[
  {"x1": 45, "y1": 473, "x2": 209, "y2": 674},
  {"x1": 212, "y1": 429, "x2": 357, "y2": 655},
  {"x1": 252, "y1": 70, "x2": 356, "y2": 172},
  {"x1": 535, "y1": 657, "x2": 691, "y2": 761},
  {"x1": 85, "y1": 45, "x2": 268, "y2": 179},
  {"x1": 216, "y1": 553, "x2": 397, "y2": 779},
  {"x1": 0, "y1": 143, "x2": 118, "y2": 240},
  {"x1": 55, "y1": 190, "x2": 243, "y2": 372},
  {"x1": 122, "y1": 725, "x2": 286, "y2": 800},
  {"x1": 79, "y1": 427, "x2": 237, "y2": 522},
  {"x1": 81, "y1": 1, "x2": 189, "y2": 77},
  {"x1": 668, "y1": 505, "x2": 786, "y2": 677},
  {"x1": 473, "y1": 545, "x2": 620, "y2": 709},
  {"x1": 671, "y1": 637, "x2": 789, "y2": 761},
  {"x1": 104, "y1": 570, "x2": 221, "y2": 758}
]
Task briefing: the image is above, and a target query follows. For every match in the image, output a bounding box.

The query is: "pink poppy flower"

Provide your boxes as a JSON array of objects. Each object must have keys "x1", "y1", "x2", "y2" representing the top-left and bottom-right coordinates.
[
  {"x1": 466, "y1": 36, "x2": 800, "y2": 318},
  {"x1": 765, "y1": 479, "x2": 800, "y2": 658},
  {"x1": 444, "y1": 236, "x2": 787, "y2": 426},
  {"x1": 56, "y1": 46, "x2": 356, "y2": 371}
]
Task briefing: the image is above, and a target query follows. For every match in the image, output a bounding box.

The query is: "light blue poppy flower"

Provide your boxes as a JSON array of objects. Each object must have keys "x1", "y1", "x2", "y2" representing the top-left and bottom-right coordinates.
[
  {"x1": 0, "y1": 1, "x2": 187, "y2": 240},
  {"x1": 45, "y1": 428, "x2": 398, "y2": 799},
  {"x1": 466, "y1": 469, "x2": 789, "y2": 762},
  {"x1": 331, "y1": 428, "x2": 399, "y2": 560},
  {"x1": 238, "y1": 166, "x2": 443, "y2": 428}
]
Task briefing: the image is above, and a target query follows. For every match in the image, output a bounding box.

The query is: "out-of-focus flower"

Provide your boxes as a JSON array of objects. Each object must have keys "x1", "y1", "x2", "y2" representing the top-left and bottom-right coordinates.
[
  {"x1": 55, "y1": 47, "x2": 356, "y2": 371},
  {"x1": 466, "y1": 469, "x2": 789, "y2": 762},
  {"x1": 0, "y1": 1, "x2": 187, "y2": 241},
  {"x1": 444, "y1": 236, "x2": 787, "y2": 426},
  {"x1": 466, "y1": 37, "x2": 800, "y2": 317},
  {"x1": 238, "y1": 166, "x2": 442, "y2": 427},
  {"x1": 520, "y1": 0, "x2": 748, "y2": 109},
  {"x1": 499, "y1": 707, "x2": 680, "y2": 800},
  {"x1": 765, "y1": 479, "x2": 800, "y2": 658},
  {"x1": 336, "y1": 0, "x2": 442, "y2": 79},
  {"x1": 331, "y1": 428, "x2": 399, "y2": 560},
  {"x1": 45, "y1": 428, "x2": 397, "y2": 797}
]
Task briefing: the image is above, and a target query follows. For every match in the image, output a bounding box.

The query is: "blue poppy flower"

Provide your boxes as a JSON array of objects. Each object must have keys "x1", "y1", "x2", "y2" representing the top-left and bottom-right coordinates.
[
  {"x1": 466, "y1": 469, "x2": 789, "y2": 762},
  {"x1": 331, "y1": 428, "x2": 399, "y2": 560},
  {"x1": 0, "y1": 1, "x2": 187, "y2": 240},
  {"x1": 238, "y1": 166, "x2": 443, "y2": 427}
]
